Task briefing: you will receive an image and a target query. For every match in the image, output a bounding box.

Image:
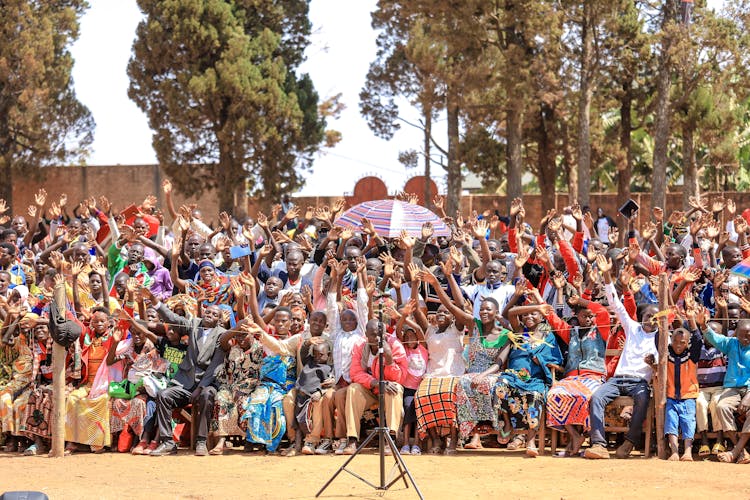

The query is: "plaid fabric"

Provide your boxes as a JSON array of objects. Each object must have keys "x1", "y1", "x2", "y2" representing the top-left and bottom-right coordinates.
[{"x1": 415, "y1": 377, "x2": 457, "y2": 440}]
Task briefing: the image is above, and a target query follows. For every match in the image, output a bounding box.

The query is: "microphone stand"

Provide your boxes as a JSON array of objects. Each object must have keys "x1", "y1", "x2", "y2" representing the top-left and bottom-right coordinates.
[{"x1": 316, "y1": 308, "x2": 423, "y2": 499}]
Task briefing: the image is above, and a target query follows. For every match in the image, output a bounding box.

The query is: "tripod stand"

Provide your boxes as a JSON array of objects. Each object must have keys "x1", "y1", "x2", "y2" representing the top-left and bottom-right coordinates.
[{"x1": 316, "y1": 318, "x2": 423, "y2": 499}]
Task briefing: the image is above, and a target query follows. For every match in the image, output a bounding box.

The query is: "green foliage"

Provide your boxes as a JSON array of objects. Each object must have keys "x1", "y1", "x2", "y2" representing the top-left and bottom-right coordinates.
[
  {"x1": 0, "y1": 0, "x2": 94, "y2": 209},
  {"x1": 128, "y1": 0, "x2": 325, "y2": 211}
]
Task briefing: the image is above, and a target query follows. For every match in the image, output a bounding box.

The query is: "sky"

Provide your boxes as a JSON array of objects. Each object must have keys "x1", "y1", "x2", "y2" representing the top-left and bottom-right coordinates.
[
  {"x1": 70, "y1": 1, "x2": 724, "y2": 198},
  {"x1": 70, "y1": 0, "x2": 433, "y2": 197}
]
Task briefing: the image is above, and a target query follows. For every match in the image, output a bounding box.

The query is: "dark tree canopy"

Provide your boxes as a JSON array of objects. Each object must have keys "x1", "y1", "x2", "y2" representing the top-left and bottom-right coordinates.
[
  {"x1": 128, "y1": 0, "x2": 325, "y2": 212},
  {"x1": 0, "y1": 0, "x2": 94, "y2": 210}
]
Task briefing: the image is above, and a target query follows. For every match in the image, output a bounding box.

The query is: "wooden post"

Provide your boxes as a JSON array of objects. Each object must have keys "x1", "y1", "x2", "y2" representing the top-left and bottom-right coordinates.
[
  {"x1": 655, "y1": 274, "x2": 670, "y2": 459},
  {"x1": 49, "y1": 283, "x2": 67, "y2": 458}
]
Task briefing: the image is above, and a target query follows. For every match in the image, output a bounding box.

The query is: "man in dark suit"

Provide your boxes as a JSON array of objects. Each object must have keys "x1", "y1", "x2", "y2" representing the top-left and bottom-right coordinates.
[{"x1": 147, "y1": 293, "x2": 226, "y2": 457}]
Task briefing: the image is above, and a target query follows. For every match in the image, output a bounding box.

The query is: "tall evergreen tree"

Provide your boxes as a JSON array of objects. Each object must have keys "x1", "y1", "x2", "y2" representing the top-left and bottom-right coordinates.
[
  {"x1": 128, "y1": 0, "x2": 325, "y2": 212},
  {"x1": 0, "y1": 0, "x2": 94, "y2": 210}
]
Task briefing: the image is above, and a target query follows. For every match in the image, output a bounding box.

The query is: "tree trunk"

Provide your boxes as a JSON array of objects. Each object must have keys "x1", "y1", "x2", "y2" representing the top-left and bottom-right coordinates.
[
  {"x1": 652, "y1": 1, "x2": 677, "y2": 211},
  {"x1": 0, "y1": 158, "x2": 11, "y2": 212},
  {"x1": 618, "y1": 80, "x2": 633, "y2": 206},
  {"x1": 217, "y1": 142, "x2": 236, "y2": 214},
  {"x1": 577, "y1": 1, "x2": 593, "y2": 207},
  {"x1": 538, "y1": 104, "x2": 556, "y2": 212},
  {"x1": 423, "y1": 107, "x2": 432, "y2": 206},
  {"x1": 681, "y1": 123, "x2": 697, "y2": 211},
  {"x1": 506, "y1": 99, "x2": 524, "y2": 209},
  {"x1": 560, "y1": 120, "x2": 578, "y2": 204},
  {"x1": 445, "y1": 89, "x2": 461, "y2": 216}
]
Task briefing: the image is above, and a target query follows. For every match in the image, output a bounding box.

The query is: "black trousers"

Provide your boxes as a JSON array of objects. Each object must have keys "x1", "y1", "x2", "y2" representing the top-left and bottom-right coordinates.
[{"x1": 156, "y1": 385, "x2": 217, "y2": 442}]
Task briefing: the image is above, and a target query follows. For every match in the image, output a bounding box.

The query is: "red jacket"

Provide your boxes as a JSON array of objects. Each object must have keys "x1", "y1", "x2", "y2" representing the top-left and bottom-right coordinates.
[{"x1": 349, "y1": 334, "x2": 408, "y2": 390}]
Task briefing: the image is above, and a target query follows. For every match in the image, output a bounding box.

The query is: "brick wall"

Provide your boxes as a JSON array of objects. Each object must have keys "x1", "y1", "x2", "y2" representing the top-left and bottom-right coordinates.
[
  {"x1": 11, "y1": 165, "x2": 220, "y2": 225},
  {"x1": 10, "y1": 164, "x2": 749, "y2": 229}
]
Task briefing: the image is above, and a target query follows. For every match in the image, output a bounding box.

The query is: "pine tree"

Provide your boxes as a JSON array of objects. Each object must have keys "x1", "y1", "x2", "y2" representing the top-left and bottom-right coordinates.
[
  {"x1": 128, "y1": 0, "x2": 325, "y2": 212},
  {"x1": 0, "y1": 0, "x2": 94, "y2": 210}
]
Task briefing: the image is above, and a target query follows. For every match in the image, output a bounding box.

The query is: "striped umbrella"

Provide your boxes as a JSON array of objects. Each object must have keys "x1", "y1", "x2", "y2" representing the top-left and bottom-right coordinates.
[{"x1": 334, "y1": 199, "x2": 450, "y2": 238}]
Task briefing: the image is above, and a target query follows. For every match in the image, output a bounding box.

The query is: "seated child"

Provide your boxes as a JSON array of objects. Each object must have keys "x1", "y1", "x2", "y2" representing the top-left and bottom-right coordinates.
[
  {"x1": 696, "y1": 321, "x2": 728, "y2": 456},
  {"x1": 662, "y1": 324, "x2": 702, "y2": 461},
  {"x1": 294, "y1": 342, "x2": 334, "y2": 455},
  {"x1": 698, "y1": 315, "x2": 750, "y2": 464}
]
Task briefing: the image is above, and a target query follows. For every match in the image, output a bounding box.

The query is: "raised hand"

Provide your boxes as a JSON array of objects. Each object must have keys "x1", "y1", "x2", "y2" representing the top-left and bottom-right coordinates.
[
  {"x1": 652, "y1": 207, "x2": 664, "y2": 222},
  {"x1": 641, "y1": 221, "x2": 657, "y2": 241},
  {"x1": 142, "y1": 195, "x2": 157, "y2": 211},
  {"x1": 379, "y1": 252, "x2": 395, "y2": 277},
  {"x1": 513, "y1": 277, "x2": 528, "y2": 297},
  {"x1": 421, "y1": 221, "x2": 434, "y2": 240},
  {"x1": 552, "y1": 271, "x2": 566, "y2": 289},
  {"x1": 34, "y1": 188, "x2": 47, "y2": 207},
  {"x1": 439, "y1": 257, "x2": 454, "y2": 278},
  {"x1": 27, "y1": 205, "x2": 37, "y2": 218},
  {"x1": 162, "y1": 179, "x2": 172, "y2": 194},
  {"x1": 471, "y1": 219, "x2": 489, "y2": 240},
  {"x1": 407, "y1": 262, "x2": 421, "y2": 281},
  {"x1": 571, "y1": 203, "x2": 582, "y2": 221},
  {"x1": 432, "y1": 195, "x2": 444, "y2": 211},
  {"x1": 705, "y1": 220, "x2": 721, "y2": 240},
  {"x1": 398, "y1": 229, "x2": 416, "y2": 249},
  {"x1": 596, "y1": 254, "x2": 613, "y2": 274},
  {"x1": 314, "y1": 205, "x2": 331, "y2": 222},
  {"x1": 126, "y1": 277, "x2": 139, "y2": 294},
  {"x1": 688, "y1": 195, "x2": 707, "y2": 213},
  {"x1": 734, "y1": 215, "x2": 748, "y2": 235},
  {"x1": 218, "y1": 211, "x2": 231, "y2": 231},
  {"x1": 711, "y1": 197, "x2": 725, "y2": 214},
  {"x1": 58, "y1": 193, "x2": 68, "y2": 208},
  {"x1": 0, "y1": 199, "x2": 7, "y2": 214},
  {"x1": 627, "y1": 240, "x2": 641, "y2": 263},
  {"x1": 608, "y1": 227, "x2": 620, "y2": 245},
  {"x1": 98, "y1": 196, "x2": 111, "y2": 214},
  {"x1": 418, "y1": 268, "x2": 438, "y2": 286},
  {"x1": 360, "y1": 217, "x2": 376, "y2": 236},
  {"x1": 547, "y1": 216, "x2": 562, "y2": 234},
  {"x1": 667, "y1": 210, "x2": 685, "y2": 227},
  {"x1": 680, "y1": 267, "x2": 701, "y2": 283},
  {"x1": 514, "y1": 245, "x2": 530, "y2": 268},
  {"x1": 509, "y1": 197, "x2": 523, "y2": 218},
  {"x1": 332, "y1": 198, "x2": 346, "y2": 214},
  {"x1": 70, "y1": 261, "x2": 84, "y2": 277},
  {"x1": 726, "y1": 199, "x2": 736, "y2": 215},
  {"x1": 270, "y1": 204, "x2": 282, "y2": 221},
  {"x1": 572, "y1": 272, "x2": 584, "y2": 290},
  {"x1": 582, "y1": 211, "x2": 594, "y2": 230},
  {"x1": 449, "y1": 245, "x2": 463, "y2": 266}
]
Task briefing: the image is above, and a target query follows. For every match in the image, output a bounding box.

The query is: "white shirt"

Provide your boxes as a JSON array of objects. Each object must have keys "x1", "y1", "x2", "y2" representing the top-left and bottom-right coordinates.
[
  {"x1": 605, "y1": 283, "x2": 659, "y2": 381},
  {"x1": 425, "y1": 323, "x2": 466, "y2": 378},
  {"x1": 326, "y1": 288, "x2": 368, "y2": 383},
  {"x1": 463, "y1": 282, "x2": 515, "y2": 319}
]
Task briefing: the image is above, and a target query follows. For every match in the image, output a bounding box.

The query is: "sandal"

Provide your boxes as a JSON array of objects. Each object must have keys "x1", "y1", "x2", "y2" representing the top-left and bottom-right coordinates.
[
  {"x1": 131, "y1": 441, "x2": 148, "y2": 455},
  {"x1": 496, "y1": 428, "x2": 512, "y2": 445},
  {"x1": 698, "y1": 444, "x2": 711, "y2": 457},
  {"x1": 717, "y1": 451, "x2": 735, "y2": 463},
  {"x1": 506, "y1": 434, "x2": 526, "y2": 451},
  {"x1": 443, "y1": 448, "x2": 457, "y2": 456},
  {"x1": 711, "y1": 442, "x2": 726, "y2": 455},
  {"x1": 525, "y1": 444, "x2": 539, "y2": 458},
  {"x1": 23, "y1": 444, "x2": 39, "y2": 456},
  {"x1": 737, "y1": 449, "x2": 750, "y2": 465},
  {"x1": 428, "y1": 446, "x2": 442, "y2": 455}
]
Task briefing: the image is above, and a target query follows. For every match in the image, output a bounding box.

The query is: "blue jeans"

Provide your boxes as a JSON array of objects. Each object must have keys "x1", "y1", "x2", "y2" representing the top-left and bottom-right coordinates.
[
  {"x1": 589, "y1": 376, "x2": 650, "y2": 447},
  {"x1": 665, "y1": 398, "x2": 696, "y2": 439}
]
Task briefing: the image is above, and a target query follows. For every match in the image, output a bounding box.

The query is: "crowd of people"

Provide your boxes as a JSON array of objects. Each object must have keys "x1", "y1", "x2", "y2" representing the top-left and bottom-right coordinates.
[{"x1": 0, "y1": 184, "x2": 748, "y2": 464}]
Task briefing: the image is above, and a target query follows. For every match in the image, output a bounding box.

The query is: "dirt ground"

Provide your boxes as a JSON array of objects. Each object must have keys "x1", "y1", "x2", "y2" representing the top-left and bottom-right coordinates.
[{"x1": 1, "y1": 447, "x2": 749, "y2": 500}]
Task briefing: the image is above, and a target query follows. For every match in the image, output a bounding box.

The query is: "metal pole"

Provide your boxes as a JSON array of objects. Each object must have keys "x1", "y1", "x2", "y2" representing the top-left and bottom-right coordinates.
[
  {"x1": 655, "y1": 273, "x2": 670, "y2": 459},
  {"x1": 377, "y1": 315, "x2": 386, "y2": 488}
]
